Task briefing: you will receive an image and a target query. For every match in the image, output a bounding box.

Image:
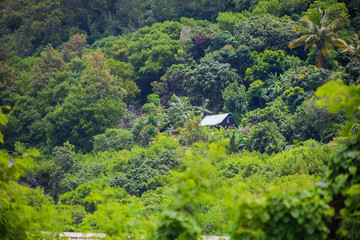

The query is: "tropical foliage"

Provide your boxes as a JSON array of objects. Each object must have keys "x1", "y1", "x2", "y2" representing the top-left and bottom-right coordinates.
[
  {"x1": 289, "y1": 8, "x2": 347, "y2": 68},
  {"x1": 1, "y1": 0, "x2": 360, "y2": 239}
]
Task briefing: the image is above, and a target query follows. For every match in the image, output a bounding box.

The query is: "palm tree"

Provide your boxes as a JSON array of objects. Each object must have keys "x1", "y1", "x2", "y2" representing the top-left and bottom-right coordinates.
[
  {"x1": 169, "y1": 95, "x2": 195, "y2": 127},
  {"x1": 289, "y1": 8, "x2": 347, "y2": 68},
  {"x1": 194, "y1": 99, "x2": 212, "y2": 119},
  {"x1": 343, "y1": 33, "x2": 360, "y2": 57},
  {"x1": 265, "y1": 72, "x2": 287, "y2": 101}
]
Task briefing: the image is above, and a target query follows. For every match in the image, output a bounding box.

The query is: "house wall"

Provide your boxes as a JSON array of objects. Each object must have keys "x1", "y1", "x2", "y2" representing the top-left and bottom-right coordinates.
[{"x1": 219, "y1": 116, "x2": 237, "y2": 128}]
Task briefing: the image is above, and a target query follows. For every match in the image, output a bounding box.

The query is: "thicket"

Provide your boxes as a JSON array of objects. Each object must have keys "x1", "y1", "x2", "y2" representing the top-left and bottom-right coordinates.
[{"x1": 1, "y1": 0, "x2": 360, "y2": 239}]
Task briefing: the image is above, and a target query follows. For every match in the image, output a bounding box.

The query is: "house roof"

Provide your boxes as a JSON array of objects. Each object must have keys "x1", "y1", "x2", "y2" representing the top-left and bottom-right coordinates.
[{"x1": 200, "y1": 113, "x2": 230, "y2": 126}]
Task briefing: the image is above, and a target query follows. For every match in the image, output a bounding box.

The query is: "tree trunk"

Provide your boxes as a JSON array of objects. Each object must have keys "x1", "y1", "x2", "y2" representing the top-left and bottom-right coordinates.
[
  {"x1": 316, "y1": 45, "x2": 325, "y2": 68},
  {"x1": 316, "y1": 53, "x2": 325, "y2": 68},
  {"x1": 258, "y1": 97, "x2": 264, "y2": 109}
]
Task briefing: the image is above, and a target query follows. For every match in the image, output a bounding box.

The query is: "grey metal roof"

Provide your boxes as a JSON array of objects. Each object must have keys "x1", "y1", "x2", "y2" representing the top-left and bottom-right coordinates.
[{"x1": 200, "y1": 113, "x2": 230, "y2": 126}]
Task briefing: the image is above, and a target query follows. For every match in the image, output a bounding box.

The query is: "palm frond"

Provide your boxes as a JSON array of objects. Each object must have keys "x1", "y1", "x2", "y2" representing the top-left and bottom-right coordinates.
[
  {"x1": 296, "y1": 18, "x2": 312, "y2": 32},
  {"x1": 342, "y1": 45, "x2": 354, "y2": 53},
  {"x1": 305, "y1": 35, "x2": 318, "y2": 44},
  {"x1": 343, "y1": 34, "x2": 360, "y2": 55},
  {"x1": 307, "y1": 8, "x2": 322, "y2": 26},
  {"x1": 327, "y1": 18, "x2": 343, "y2": 32},
  {"x1": 331, "y1": 38, "x2": 347, "y2": 48},
  {"x1": 320, "y1": 47, "x2": 331, "y2": 56},
  {"x1": 289, "y1": 35, "x2": 309, "y2": 49},
  {"x1": 321, "y1": 8, "x2": 330, "y2": 27}
]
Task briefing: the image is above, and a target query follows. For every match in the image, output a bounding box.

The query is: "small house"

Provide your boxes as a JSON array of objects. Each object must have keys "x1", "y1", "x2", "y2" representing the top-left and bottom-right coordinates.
[{"x1": 200, "y1": 113, "x2": 238, "y2": 129}]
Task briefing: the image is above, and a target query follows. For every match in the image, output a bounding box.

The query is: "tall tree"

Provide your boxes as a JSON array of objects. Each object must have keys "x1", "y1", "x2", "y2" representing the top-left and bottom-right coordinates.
[
  {"x1": 168, "y1": 95, "x2": 196, "y2": 128},
  {"x1": 81, "y1": 50, "x2": 124, "y2": 101},
  {"x1": 343, "y1": 33, "x2": 360, "y2": 57},
  {"x1": 184, "y1": 54, "x2": 237, "y2": 111},
  {"x1": 289, "y1": 8, "x2": 347, "y2": 68},
  {"x1": 59, "y1": 33, "x2": 88, "y2": 62}
]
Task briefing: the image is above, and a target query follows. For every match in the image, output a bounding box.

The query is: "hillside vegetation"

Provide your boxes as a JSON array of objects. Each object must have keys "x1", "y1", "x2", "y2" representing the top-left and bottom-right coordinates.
[{"x1": 0, "y1": 0, "x2": 360, "y2": 239}]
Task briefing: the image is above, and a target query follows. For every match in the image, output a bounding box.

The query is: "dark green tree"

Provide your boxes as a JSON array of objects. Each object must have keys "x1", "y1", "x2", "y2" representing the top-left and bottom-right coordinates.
[
  {"x1": 152, "y1": 64, "x2": 190, "y2": 104},
  {"x1": 132, "y1": 94, "x2": 168, "y2": 146},
  {"x1": 127, "y1": 22, "x2": 181, "y2": 98},
  {"x1": 45, "y1": 88, "x2": 125, "y2": 152},
  {"x1": 244, "y1": 49, "x2": 286, "y2": 85},
  {"x1": 184, "y1": 54, "x2": 238, "y2": 110},
  {"x1": 235, "y1": 15, "x2": 299, "y2": 52},
  {"x1": 93, "y1": 128, "x2": 133, "y2": 152},
  {"x1": 222, "y1": 82, "x2": 248, "y2": 117},
  {"x1": 247, "y1": 121, "x2": 286, "y2": 154}
]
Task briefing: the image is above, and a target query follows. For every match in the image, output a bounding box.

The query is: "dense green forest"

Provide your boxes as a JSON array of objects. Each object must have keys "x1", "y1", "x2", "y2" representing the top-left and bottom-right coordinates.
[{"x1": 1, "y1": 0, "x2": 360, "y2": 239}]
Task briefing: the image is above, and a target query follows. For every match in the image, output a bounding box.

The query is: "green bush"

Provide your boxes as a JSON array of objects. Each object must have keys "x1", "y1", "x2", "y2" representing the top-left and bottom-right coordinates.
[
  {"x1": 246, "y1": 80, "x2": 266, "y2": 109},
  {"x1": 269, "y1": 146, "x2": 330, "y2": 177},
  {"x1": 93, "y1": 128, "x2": 133, "y2": 152},
  {"x1": 0, "y1": 143, "x2": 63, "y2": 239},
  {"x1": 247, "y1": 121, "x2": 286, "y2": 154},
  {"x1": 222, "y1": 82, "x2": 248, "y2": 117},
  {"x1": 59, "y1": 181, "x2": 106, "y2": 213},
  {"x1": 110, "y1": 149, "x2": 178, "y2": 196},
  {"x1": 241, "y1": 98, "x2": 289, "y2": 127},
  {"x1": 178, "y1": 117, "x2": 211, "y2": 146},
  {"x1": 288, "y1": 66, "x2": 332, "y2": 92},
  {"x1": 231, "y1": 186, "x2": 334, "y2": 240},
  {"x1": 219, "y1": 145, "x2": 331, "y2": 181},
  {"x1": 234, "y1": 15, "x2": 299, "y2": 52},
  {"x1": 155, "y1": 141, "x2": 228, "y2": 240},
  {"x1": 218, "y1": 151, "x2": 268, "y2": 179},
  {"x1": 217, "y1": 12, "x2": 250, "y2": 32},
  {"x1": 281, "y1": 98, "x2": 346, "y2": 143},
  {"x1": 244, "y1": 50, "x2": 286, "y2": 85},
  {"x1": 281, "y1": 86, "x2": 305, "y2": 113},
  {"x1": 324, "y1": 133, "x2": 360, "y2": 238}
]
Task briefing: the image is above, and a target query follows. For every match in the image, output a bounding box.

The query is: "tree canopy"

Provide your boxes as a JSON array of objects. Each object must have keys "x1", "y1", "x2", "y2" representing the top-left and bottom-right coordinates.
[{"x1": 1, "y1": 0, "x2": 360, "y2": 239}]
